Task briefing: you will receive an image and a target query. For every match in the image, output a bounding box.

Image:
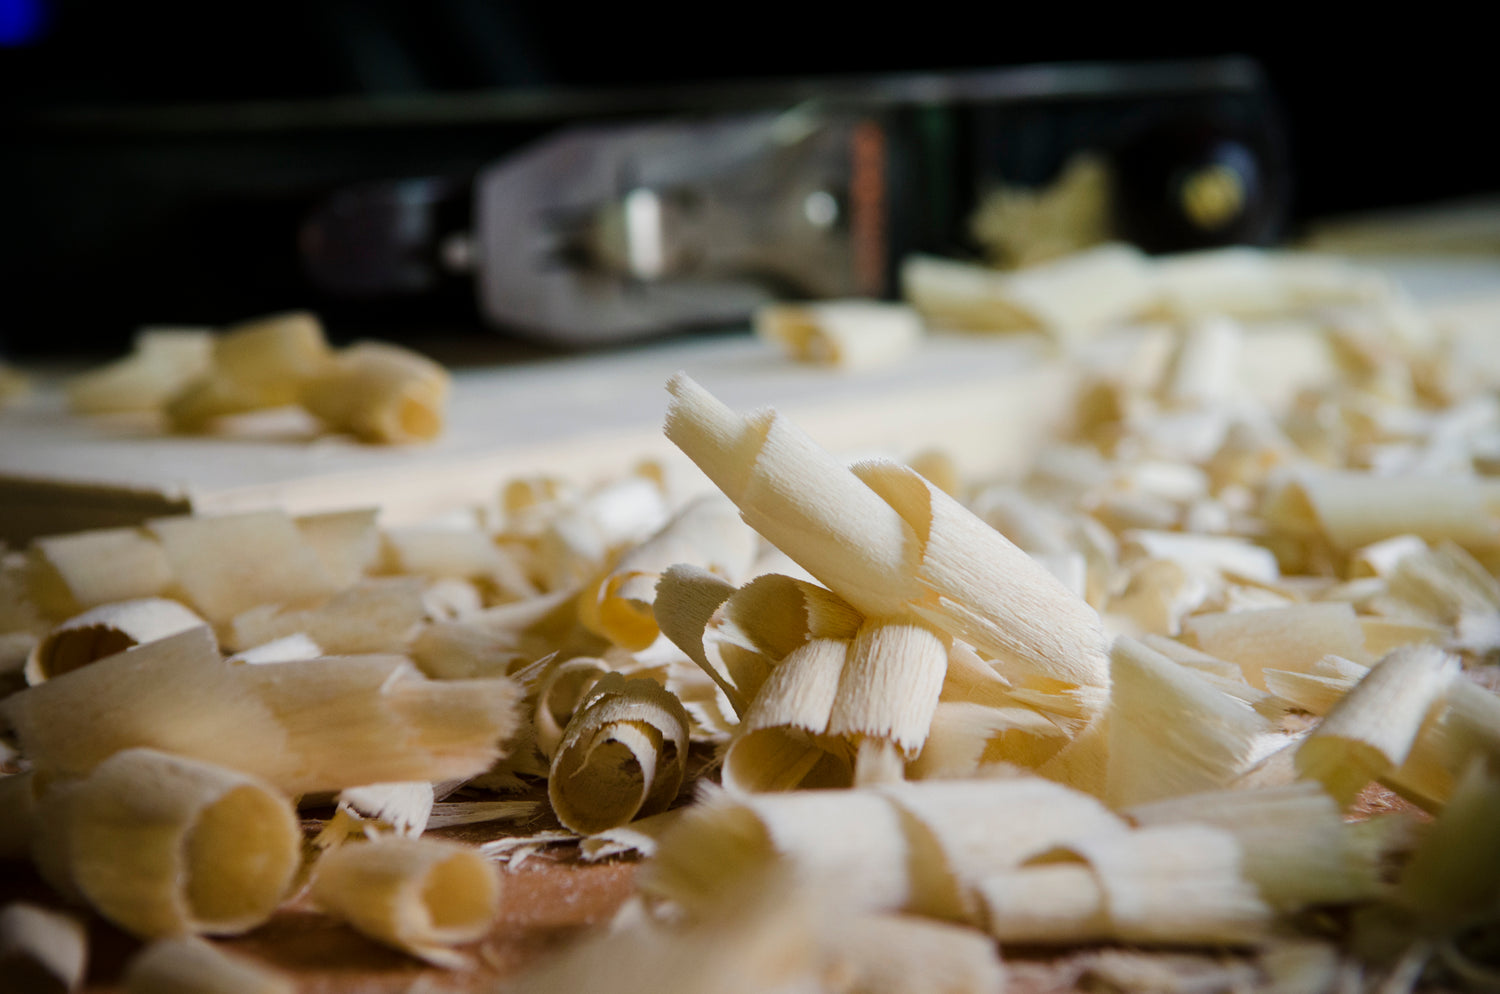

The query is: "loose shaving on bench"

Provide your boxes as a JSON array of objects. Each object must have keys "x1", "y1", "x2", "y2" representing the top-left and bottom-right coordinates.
[
  {"x1": 39, "y1": 748, "x2": 300, "y2": 938},
  {"x1": 299, "y1": 341, "x2": 449, "y2": 444},
  {"x1": 310, "y1": 836, "x2": 499, "y2": 967},
  {"x1": 66, "y1": 327, "x2": 214, "y2": 415},
  {"x1": 755, "y1": 300, "x2": 924, "y2": 370},
  {"x1": 165, "y1": 311, "x2": 331, "y2": 431}
]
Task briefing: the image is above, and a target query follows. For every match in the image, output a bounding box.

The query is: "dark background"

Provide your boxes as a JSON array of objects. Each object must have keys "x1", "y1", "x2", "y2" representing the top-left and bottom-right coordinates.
[{"x1": 2, "y1": 1, "x2": 1494, "y2": 351}]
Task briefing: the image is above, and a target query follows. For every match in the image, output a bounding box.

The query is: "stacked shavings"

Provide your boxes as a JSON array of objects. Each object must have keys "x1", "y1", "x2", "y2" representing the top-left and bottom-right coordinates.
[
  {"x1": 62, "y1": 311, "x2": 450, "y2": 443},
  {"x1": 3, "y1": 248, "x2": 1500, "y2": 992}
]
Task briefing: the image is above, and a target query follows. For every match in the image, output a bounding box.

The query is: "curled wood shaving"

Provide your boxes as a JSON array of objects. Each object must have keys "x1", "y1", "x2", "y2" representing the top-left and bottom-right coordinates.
[
  {"x1": 310, "y1": 836, "x2": 499, "y2": 967},
  {"x1": 549, "y1": 672, "x2": 691, "y2": 835},
  {"x1": 26, "y1": 597, "x2": 208, "y2": 685},
  {"x1": 38, "y1": 748, "x2": 301, "y2": 938}
]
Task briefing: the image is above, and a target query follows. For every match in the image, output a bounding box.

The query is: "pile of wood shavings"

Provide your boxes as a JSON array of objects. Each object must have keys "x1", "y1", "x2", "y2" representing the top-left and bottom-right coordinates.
[{"x1": 4, "y1": 250, "x2": 1500, "y2": 993}]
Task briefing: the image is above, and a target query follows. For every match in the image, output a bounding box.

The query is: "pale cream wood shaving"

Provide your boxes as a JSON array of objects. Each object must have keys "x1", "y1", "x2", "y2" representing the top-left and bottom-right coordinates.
[
  {"x1": 723, "y1": 637, "x2": 852, "y2": 793},
  {"x1": 1264, "y1": 470, "x2": 1500, "y2": 553},
  {"x1": 906, "y1": 447, "x2": 962, "y2": 498},
  {"x1": 827, "y1": 618, "x2": 949, "y2": 758},
  {"x1": 1127, "y1": 781, "x2": 1384, "y2": 908},
  {"x1": 293, "y1": 508, "x2": 380, "y2": 588},
  {"x1": 299, "y1": 340, "x2": 449, "y2": 444},
  {"x1": 909, "y1": 701, "x2": 1070, "y2": 779},
  {"x1": 706, "y1": 573, "x2": 863, "y2": 695},
  {"x1": 225, "y1": 633, "x2": 322, "y2": 665},
  {"x1": 1360, "y1": 618, "x2": 1448, "y2": 657},
  {"x1": 878, "y1": 777, "x2": 1125, "y2": 912},
  {"x1": 27, "y1": 597, "x2": 208, "y2": 685},
  {"x1": 407, "y1": 615, "x2": 537, "y2": 681},
  {"x1": 1105, "y1": 636, "x2": 1282, "y2": 807},
  {"x1": 652, "y1": 565, "x2": 741, "y2": 709},
  {"x1": 65, "y1": 327, "x2": 214, "y2": 415},
  {"x1": 1120, "y1": 529, "x2": 1281, "y2": 585},
  {"x1": 643, "y1": 786, "x2": 916, "y2": 918},
  {"x1": 1263, "y1": 668, "x2": 1359, "y2": 716},
  {"x1": 548, "y1": 672, "x2": 691, "y2": 835},
  {"x1": 524, "y1": 475, "x2": 669, "y2": 589},
  {"x1": 0, "y1": 902, "x2": 88, "y2": 993},
  {"x1": 310, "y1": 835, "x2": 499, "y2": 967},
  {"x1": 421, "y1": 577, "x2": 485, "y2": 621},
  {"x1": 27, "y1": 527, "x2": 174, "y2": 618},
  {"x1": 1296, "y1": 644, "x2": 1460, "y2": 805},
  {"x1": 579, "y1": 495, "x2": 757, "y2": 650},
  {"x1": 657, "y1": 568, "x2": 862, "y2": 718},
  {"x1": 665, "y1": 374, "x2": 923, "y2": 617},
  {"x1": 146, "y1": 510, "x2": 340, "y2": 625},
  {"x1": 818, "y1": 911, "x2": 1005, "y2": 994},
  {"x1": 1351, "y1": 536, "x2": 1430, "y2": 580},
  {"x1": 0, "y1": 628, "x2": 522, "y2": 794},
  {"x1": 533, "y1": 656, "x2": 607, "y2": 760},
  {"x1": 1442, "y1": 677, "x2": 1500, "y2": 768},
  {"x1": 225, "y1": 577, "x2": 428, "y2": 654},
  {"x1": 978, "y1": 824, "x2": 1270, "y2": 945},
  {"x1": 1181, "y1": 602, "x2": 1370, "y2": 690},
  {"x1": 644, "y1": 778, "x2": 1126, "y2": 925},
  {"x1": 851, "y1": 459, "x2": 1110, "y2": 688},
  {"x1": 314, "y1": 782, "x2": 435, "y2": 848},
  {"x1": 1148, "y1": 248, "x2": 1394, "y2": 321},
  {"x1": 1158, "y1": 316, "x2": 1245, "y2": 409},
  {"x1": 165, "y1": 311, "x2": 331, "y2": 431},
  {"x1": 901, "y1": 243, "x2": 1155, "y2": 342},
  {"x1": 41, "y1": 747, "x2": 300, "y2": 938},
  {"x1": 579, "y1": 809, "x2": 685, "y2": 862},
  {"x1": 755, "y1": 300, "x2": 924, "y2": 370},
  {"x1": 1105, "y1": 559, "x2": 1212, "y2": 637},
  {"x1": 1034, "y1": 714, "x2": 1110, "y2": 797},
  {"x1": 505, "y1": 869, "x2": 823, "y2": 994},
  {"x1": 937, "y1": 640, "x2": 1015, "y2": 708},
  {"x1": 380, "y1": 524, "x2": 536, "y2": 600},
  {"x1": 124, "y1": 935, "x2": 293, "y2": 994},
  {"x1": 476, "y1": 830, "x2": 578, "y2": 864}
]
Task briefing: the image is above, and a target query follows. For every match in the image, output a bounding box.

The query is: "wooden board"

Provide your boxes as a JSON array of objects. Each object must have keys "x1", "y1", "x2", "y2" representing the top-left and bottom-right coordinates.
[{"x1": 0, "y1": 332, "x2": 1076, "y2": 543}]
